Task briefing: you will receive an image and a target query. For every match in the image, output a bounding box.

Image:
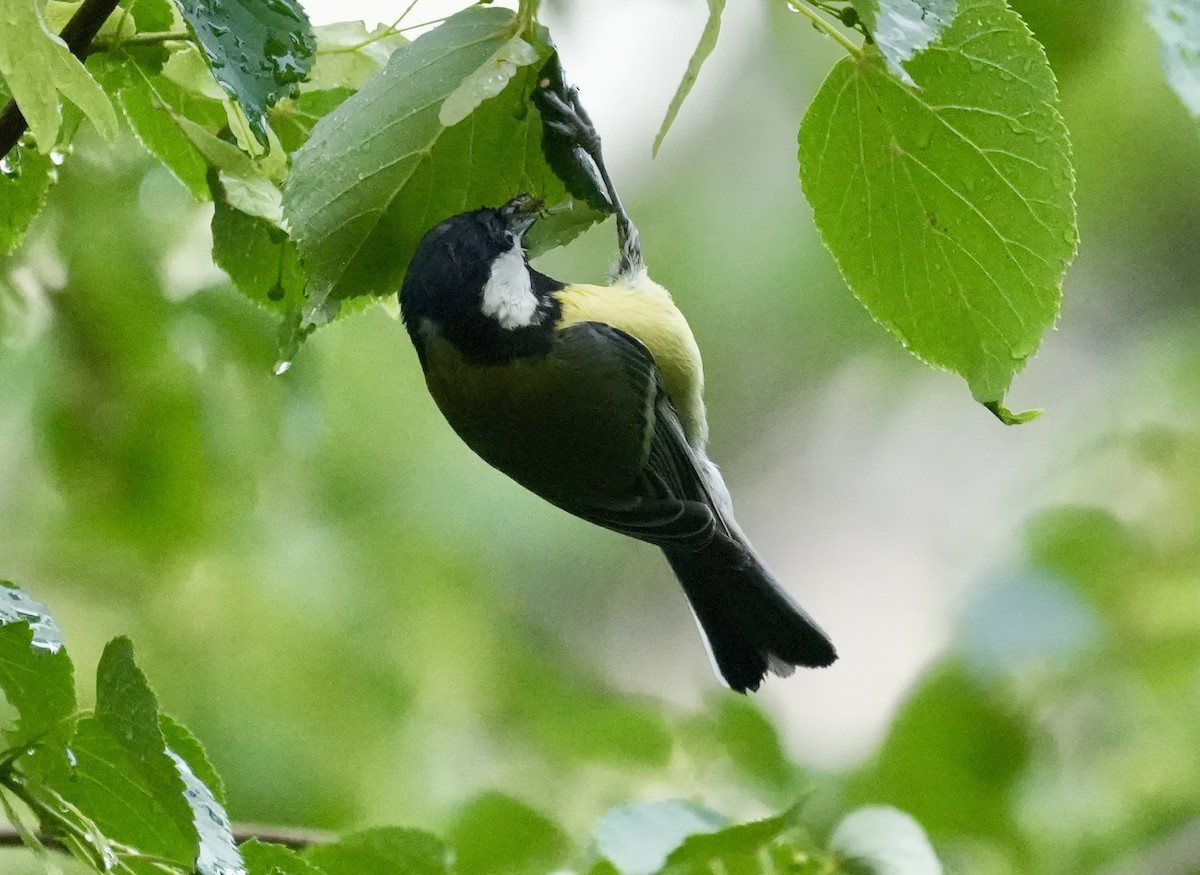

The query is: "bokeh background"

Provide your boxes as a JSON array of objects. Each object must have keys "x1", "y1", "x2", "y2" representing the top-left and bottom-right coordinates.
[{"x1": 3, "y1": 0, "x2": 1200, "y2": 872}]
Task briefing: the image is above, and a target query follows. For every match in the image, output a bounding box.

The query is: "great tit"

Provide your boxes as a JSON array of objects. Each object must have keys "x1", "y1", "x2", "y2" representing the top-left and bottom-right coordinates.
[{"x1": 399, "y1": 86, "x2": 836, "y2": 692}]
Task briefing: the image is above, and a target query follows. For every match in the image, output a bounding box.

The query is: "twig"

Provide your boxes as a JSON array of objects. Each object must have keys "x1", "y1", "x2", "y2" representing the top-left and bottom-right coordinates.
[
  {"x1": 784, "y1": 0, "x2": 860, "y2": 57},
  {"x1": 0, "y1": 0, "x2": 123, "y2": 160},
  {"x1": 0, "y1": 821, "x2": 336, "y2": 852}
]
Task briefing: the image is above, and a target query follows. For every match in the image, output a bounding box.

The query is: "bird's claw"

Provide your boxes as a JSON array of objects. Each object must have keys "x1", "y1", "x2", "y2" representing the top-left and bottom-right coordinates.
[{"x1": 536, "y1": 86, "x2": 602, "y2": 157}]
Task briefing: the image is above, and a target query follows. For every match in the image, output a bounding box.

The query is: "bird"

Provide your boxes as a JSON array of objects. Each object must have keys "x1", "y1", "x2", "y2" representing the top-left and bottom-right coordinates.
[{"x1": 398, "y1": 84, "x2": 836, "y2": 692}]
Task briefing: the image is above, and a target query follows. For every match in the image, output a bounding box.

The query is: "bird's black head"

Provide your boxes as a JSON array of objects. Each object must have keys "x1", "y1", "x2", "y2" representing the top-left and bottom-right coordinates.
[{"x1": 400, "y1": 195, "x2": 563, "y2": 366}]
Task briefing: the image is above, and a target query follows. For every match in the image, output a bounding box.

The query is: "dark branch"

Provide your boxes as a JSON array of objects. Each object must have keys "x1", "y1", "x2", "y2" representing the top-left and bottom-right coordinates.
[
  {"x1": 0, "y1": 822, "x2": 336, "y2": 853},
  {"x1": 0, "y1": 0, "x2": 123, "y2": 159}
]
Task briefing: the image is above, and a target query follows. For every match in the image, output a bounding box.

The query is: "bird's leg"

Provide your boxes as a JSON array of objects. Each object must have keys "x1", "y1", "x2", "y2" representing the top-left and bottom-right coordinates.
[{"x1": 537, "y1": 86, "x2": 644, "y2": 279}]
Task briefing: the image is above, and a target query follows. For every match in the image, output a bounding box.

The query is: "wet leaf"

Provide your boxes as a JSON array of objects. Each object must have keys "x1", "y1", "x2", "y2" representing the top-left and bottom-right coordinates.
[
  {"x1": 170, "y1": 747, "x2": 243, "y2": 875},
  {"x1": 0, "y1": 582, "x2": 75, "y2": 747},
  {"x1": 0, "y1": 140, "x2": 56, "y2": 256},
  {"x1": 211, "y1": 192, "x2": 307, "y2": 313},
  {"x1": 175, "y1": 0, "x2": 316, "y2": 146},
  {"x1": 799, "y1": 0, "x2": 1076, "y2": 413},
  {"x1": 270, "y1": 88, "x2": 354, "y2": 153},
  {"x1": 160, "y1": 715, "x2": 228, "y2": 806},
  {"x1": 850, "y1": 0, "x2": 958, "y2": 85},
  {"x1": 31, "y1": 716, "x2": 200, "y2": 871},
  {"x1": 114, "y1": 66, "x2": 227, "y2": 200}
]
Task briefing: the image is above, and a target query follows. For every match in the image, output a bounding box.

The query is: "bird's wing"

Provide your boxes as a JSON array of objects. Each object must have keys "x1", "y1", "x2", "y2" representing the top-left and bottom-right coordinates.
[{"x1": 550, "y1": 322, "x2": 725, "y2": 550}]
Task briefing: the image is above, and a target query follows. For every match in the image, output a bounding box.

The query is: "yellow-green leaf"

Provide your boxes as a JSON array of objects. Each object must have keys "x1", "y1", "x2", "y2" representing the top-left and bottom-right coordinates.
[
  {"x1": 0, "y1": 0, "x2": 118, "y2": 149},
  {"x1": 653, "y1": 0, "x2": 725, "y2": 156}
]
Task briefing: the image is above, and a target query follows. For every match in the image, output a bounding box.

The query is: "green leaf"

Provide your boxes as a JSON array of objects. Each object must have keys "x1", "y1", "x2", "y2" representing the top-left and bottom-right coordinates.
[
  {"x1": 176, "y1": 114, "x2": 283, "y2": 222},
  {"x1": 710, "y1": 697, "x2": 796, "y2": 792},
  {"x1": 284, "y1": 8, "x2": 600, "y2": 327},
  {"x1": 983, "y1": 400, "x2": 1042, "y2": 425},
  {"x1": 850, "y1": 0, "x2": 957, "y2": 85},
  {"x1": 665, "y1": 806, "x2": 800, "y2": 870},
  {"x1": 162, "y1": 41, "x2": 229, "y2": 101},
  {"x1": 0, "y1": 0, "x2": 118, "y2": 149},
  {"x1": 160, "y1": 715, "x2": 227, "y2": 806},
  {"x1": 449, "y1": 792, "x2": 570, "y2": 875},
  {"x1": 212, "y1": 196, "x2": 307, "y2": 313},
  {"x1": 244, "y1": 839, "x2": 328, "y2": 875},
  {"x1": 494, "y1": 647, "x2": 675, "y2": 767},
  {"x1": 0, "y1": 100, "x2": 57, "y2": 255},
  {"x1": 0, "y1": 582, "x2": 75, "y2": 747},
  {"x1": 653, "y1": 0, "x2": 725, "y2": 156},
  {"x1": 31, "y1": 716, "x2": 199, "y2": 871},
  {"x1": 829, "y1": 806, "x2": 942, "y2": 875},
  {"x1": 799, "y1": 0, "x2": 1077, "y2": 410},
  {"x1": 594, "y1": 801, "x2": 726, "y2": 875},
  {"x1": 92, "y1": 637, "x2": 200, "y2": 853},
  {"x1": 116, "y1": 65, "x2": 227, "y2": 201},
  {"x1": 1025, "y1": 505, "x2": 1140, "y2": 608},
  {"x1": 174, "y1": 0, "x2": 316, "y2": 146},
  {"x1": 270, "y1": 88, "x2": 355, "y2": 153},
  {"x1": 95, "y1": 637, "x2": 165, "y2": 760},
  {"x1": 846, "y1": 663, "x2": 1030, "y2": 843},
  {"x1": 1148, "y1": 0, "x2": 1200, "y2": 118},
  {"x1": 306, "y1": 828, "x2": 452, "y2": 875},
  {"x1": 309, "y1": 21, "x2": 409, "y2": 91},
  {"x1": 122, "y1": 0, "x2": 176, "y2": 34}
]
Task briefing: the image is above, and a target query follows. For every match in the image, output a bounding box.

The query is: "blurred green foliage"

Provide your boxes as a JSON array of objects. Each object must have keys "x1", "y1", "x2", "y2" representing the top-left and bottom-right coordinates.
[{"x1": 2, "y1": 1, "x2": 1200, "y2": 874}]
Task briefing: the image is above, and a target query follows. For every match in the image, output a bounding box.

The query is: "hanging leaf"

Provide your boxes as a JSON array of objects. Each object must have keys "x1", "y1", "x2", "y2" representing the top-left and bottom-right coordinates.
[{"x1": 799, "y1": 0, "x2": 1076, "y2": 420}]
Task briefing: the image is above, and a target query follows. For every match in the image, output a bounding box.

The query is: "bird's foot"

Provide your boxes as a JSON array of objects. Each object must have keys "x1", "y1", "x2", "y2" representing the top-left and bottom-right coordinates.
[
  {"x1": 535, "y1": 84, "x2": 645, "y2": 280},
  {"x1": 536, "y1": 86, "x2": 604, "y2": 165}
]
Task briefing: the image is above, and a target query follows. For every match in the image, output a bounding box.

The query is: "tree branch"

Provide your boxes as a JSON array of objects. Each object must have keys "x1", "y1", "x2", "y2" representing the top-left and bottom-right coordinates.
[
  {"x1": 0, "y1": 0, "x2": 123, "y2": 160},
  {"x1": 0, "y1": 821, "x2": 336, "y2": 852}
]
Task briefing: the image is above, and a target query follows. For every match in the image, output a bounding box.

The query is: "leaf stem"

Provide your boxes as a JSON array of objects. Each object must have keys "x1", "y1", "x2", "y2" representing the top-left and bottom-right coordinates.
[
  {"x1": 325, "y1": 0, "x2": 421, "y2": 53},
  {"x1": 516, "y1": 0, "x2": 541, "y2": 32},
  {"x1": 93, "y1": 29, "x2": 192, "y2": 47},
  {"x1": 785, "y1": 0, "x2": 860, "y2": 57},
  {"x1": 395, "y1": 14, "x2": 453, "y2": 34}
]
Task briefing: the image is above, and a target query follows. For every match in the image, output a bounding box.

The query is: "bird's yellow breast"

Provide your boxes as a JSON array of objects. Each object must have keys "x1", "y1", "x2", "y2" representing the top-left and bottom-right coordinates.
[{"x1": 554, "y1": 276, "x2": 708, "y2": 447}]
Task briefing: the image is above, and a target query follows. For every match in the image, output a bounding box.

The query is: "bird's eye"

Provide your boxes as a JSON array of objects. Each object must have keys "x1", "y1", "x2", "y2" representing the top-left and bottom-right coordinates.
[{"x1": 503, "y1": 230, "x2": 516, "y2": 247}]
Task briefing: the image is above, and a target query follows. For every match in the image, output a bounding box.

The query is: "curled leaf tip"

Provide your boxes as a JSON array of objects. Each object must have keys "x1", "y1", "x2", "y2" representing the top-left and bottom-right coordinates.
[{"x1": 984, "y1": 401, "x2": 1043, "y2": 426}]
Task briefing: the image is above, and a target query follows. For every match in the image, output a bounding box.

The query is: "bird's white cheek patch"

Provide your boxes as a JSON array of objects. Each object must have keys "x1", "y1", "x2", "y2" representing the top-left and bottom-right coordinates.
[{"x1": 482, "y1": 245, "x2": 538, "y2": 329}]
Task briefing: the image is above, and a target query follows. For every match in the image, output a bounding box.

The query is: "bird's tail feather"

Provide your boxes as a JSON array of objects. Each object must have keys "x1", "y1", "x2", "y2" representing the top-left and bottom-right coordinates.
[{"x1": 663, "y1": 536, "x2": 836, "y2": 693}]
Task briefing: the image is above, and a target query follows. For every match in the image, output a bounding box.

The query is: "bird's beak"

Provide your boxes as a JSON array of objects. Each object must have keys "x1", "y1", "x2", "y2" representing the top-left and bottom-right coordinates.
[{"x1": 502, "y1": 193, "x2": 543, "y2": 236}]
